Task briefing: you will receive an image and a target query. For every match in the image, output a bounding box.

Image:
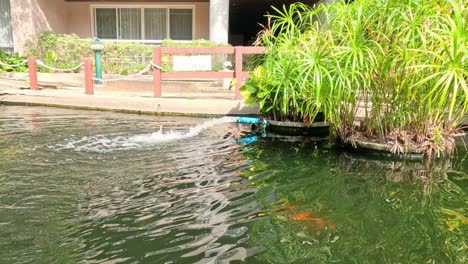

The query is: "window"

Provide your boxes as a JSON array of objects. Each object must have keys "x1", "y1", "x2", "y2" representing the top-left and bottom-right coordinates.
[
  {"x1": 145, "y1": 8, "x2": 167, "y2": 40},
  {"x1": 93, "y1": 7, "x2": 193, "y2": 41},
  {"x1": 95, "y1": 8, "x2": 117, "y2": 39},
  {"x1": 119, "y1": 8, "x2": 141, "y2": 40},
  {"x1": 169, "y1": 9, "x2": 193, "y2": 40},
  {"x1": 0, "y1": 0, "x2": 14, "y2": 52}
]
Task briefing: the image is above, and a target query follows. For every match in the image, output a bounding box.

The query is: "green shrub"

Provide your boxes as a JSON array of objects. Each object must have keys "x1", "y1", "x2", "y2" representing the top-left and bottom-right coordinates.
[
  {"x1": 0, "y1": 50, "x2": 28, "y2": 73},
  {"x1": 25, "y1": 32, "x2": 152, "y2": 74},
  {"x1": 25, "y1": 33, "x2": 235, "y2": 74},
  {"x1": 25, "y1": 31, "x2": 92, "y2": 72},
  {"x1": 99, "y1": 41, "x2": 153, "y2": 75}
]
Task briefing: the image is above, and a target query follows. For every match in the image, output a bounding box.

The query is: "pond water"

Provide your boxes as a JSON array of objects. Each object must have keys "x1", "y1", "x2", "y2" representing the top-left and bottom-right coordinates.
[{"x1": 0, "y1": 106, "x2": 466, "y2": 264}]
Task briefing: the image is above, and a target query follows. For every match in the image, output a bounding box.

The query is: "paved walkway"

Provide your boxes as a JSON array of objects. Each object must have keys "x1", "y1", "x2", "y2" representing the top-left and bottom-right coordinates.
[
  {"x1": 0, "y1": 79, "x2": 259, "y2": 116},
  {"x1": 1, "y1": 77, "x2": 466, "y2": 125}
]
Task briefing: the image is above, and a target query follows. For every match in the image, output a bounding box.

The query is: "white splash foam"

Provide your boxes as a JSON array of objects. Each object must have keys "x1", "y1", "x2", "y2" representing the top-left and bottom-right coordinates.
[
  {"x1": 129, "y1": 116, "x2": 237, "y2": 144},
  {"x1": 51, "y1": 116, "x2": 237, "y2": 153}
]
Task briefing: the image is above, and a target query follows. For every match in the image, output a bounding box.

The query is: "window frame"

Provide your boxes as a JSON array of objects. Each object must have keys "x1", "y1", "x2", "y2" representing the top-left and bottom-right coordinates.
[
  {"x1": 91, "y1": 4, "x2": 195, "y2": 43},
  {"x1": 0, "y1": 0, "x2": 14, "y2": 51}
]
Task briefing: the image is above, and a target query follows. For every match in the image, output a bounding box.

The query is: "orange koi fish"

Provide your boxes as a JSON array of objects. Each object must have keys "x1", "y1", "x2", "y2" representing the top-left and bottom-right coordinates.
[{"x1": 290, "y1": 211, "x2": 336, "y2": 232}]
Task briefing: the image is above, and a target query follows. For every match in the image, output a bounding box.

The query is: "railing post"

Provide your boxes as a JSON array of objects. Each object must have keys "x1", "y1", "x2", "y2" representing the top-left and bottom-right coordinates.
[
  {"x1": 28, "y1": 57, "x2": 38, "y2": 90},
  {"x1": 90, "y1": 38, "x2": 104, "y2": 85},
  {"x1": 84, "y1": 59, "x2": 94, "y2": 95},
  {"x1": 234, "y1": 47, "x2": 243, "y2": 100},
  {"x1": 153, "y1": 47, "x2": 162, "y2": 98}
]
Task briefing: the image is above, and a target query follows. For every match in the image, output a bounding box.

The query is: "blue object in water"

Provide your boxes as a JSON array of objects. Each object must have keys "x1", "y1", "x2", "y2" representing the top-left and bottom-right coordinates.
[
  {"x1": 236, "y1": 117, "x2": 260, "y2": 125},
  {"x1": 236, "y1": 135, "x2": 258, "y2": 145}
]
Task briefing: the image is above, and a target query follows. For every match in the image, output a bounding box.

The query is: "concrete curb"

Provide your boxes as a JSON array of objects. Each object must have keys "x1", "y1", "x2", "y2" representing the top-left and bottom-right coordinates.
[{"x1": 0, "y1": 88, "x2": 260, "y2": 117}]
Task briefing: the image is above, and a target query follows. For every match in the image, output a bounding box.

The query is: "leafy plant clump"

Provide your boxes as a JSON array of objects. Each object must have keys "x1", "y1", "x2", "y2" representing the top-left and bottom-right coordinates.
[
  {"x1": 0, "y1": 51, "x2": 27, "y2": 73},
  {"x1": 25, "y1": 32, "x2": 152, "y2": 75},
  {"x1": 242, "y1": 0, "x2": 467, "y2": 158},
  {"x1": 24, "y1": 32, "x2": 233, "y2": 74},
  {"x1": 25, "y1": 31, "x2": 92, "y2": 72}
]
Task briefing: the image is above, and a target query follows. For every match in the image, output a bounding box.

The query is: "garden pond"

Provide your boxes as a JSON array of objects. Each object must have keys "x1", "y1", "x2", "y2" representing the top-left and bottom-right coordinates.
[{"x1": 0, "y1": 106, "x2": 466, "y2": 263}]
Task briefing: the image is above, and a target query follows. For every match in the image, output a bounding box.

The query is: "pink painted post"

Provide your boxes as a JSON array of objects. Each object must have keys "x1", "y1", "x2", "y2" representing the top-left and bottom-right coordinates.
[
  {"x1": 27, "y1": 57, "x2": 38, "y2": 90},
  {"x1": 153, "y1": 47, "x2": 162, "y2": 98},
  {"x1": 84, "y1": 59, "x2": 94, "y2": 95},
  {"x1": 234, "y1": 47, "x2": 244, "y2": 100}
]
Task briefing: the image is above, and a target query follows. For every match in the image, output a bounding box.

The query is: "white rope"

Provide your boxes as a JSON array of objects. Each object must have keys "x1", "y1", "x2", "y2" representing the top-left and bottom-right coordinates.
[
  {"x1": 0, "y1": 59, "x2": 28, "y2": 67},
  {"x1": 0, "y1": 74, "x2": 29, "y2": 81},
  {"x1": 93, "y1": 64, "x2": 153, "y2": 83},
  {"x1": 151, "y1": 62, "x2": 162, "y2": 70},
  {"x1": 36, "y1": 59, "x2": 84, "y2": 72}
]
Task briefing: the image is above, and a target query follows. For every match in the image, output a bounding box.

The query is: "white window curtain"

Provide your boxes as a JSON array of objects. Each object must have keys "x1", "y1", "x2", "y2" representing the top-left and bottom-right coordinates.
[
  {"x1": 169, "y1": 9, "x2": 193, "y2": 40},
  {"x1": 0, "y1": 0, "x2": 13, "y2": 49},
  {"x1": 95, "y1": 8, "x2": 117, "y2": 39},
  {"x1": 119, "y1": 8, "x2": 141, "y2": 40},
  {"x1": 144, "y1": 8, "x2": 167, "y2": 40},
  {"x1": 94, "y1": 7, "x2": 193, "y2": 41}
]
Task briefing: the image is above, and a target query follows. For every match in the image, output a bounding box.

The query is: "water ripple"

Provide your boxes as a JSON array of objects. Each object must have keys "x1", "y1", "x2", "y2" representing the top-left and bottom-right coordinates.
[{"x1": 2, "y1": 106, "x2": 465, "y2": 263}]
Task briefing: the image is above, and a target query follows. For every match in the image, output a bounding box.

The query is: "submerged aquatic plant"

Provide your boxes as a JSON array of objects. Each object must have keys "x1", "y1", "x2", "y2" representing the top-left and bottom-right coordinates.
[{"x1": 243, "y1": 0, "x2": 467, "y2": 157}]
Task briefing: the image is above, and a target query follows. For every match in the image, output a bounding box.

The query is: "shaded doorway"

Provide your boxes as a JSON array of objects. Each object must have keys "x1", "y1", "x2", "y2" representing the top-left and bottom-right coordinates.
[{"x1": 229, "y1": 0, "x2": 320, "y2": 46}]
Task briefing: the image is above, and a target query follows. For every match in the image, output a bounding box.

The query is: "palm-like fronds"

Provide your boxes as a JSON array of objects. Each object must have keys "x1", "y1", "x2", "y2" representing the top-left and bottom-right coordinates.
[{"x1": 242, "y1": 0, "x2": 467, "y2": 157}]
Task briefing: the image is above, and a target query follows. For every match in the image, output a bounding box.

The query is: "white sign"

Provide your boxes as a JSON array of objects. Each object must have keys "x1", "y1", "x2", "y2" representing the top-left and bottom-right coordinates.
[{"x1": 173, "y1": 55, "x2": 212, "y2": 71}]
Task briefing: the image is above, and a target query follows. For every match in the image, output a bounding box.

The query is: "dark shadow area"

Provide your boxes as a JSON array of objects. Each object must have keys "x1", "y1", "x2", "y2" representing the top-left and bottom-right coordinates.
[{"x1": 229, "y1": 0, "x2": 320, "y2": 45}]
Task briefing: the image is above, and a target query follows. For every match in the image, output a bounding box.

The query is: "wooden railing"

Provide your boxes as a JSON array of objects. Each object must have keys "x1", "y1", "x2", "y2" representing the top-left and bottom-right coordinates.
[
  {"x1": 153, "y1": 46, "x2": 266, "y2": 99},
  {"x1": 20, "y1": 46, "x2": 267, "y2": 100}
]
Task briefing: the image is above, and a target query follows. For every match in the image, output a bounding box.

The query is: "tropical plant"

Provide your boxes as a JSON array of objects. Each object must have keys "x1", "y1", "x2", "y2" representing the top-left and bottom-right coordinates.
[
  {"x1": 242, "y1": 0, "x2": 467, "y2": 157},
  {"x1": 240, "y1": 3, "x2": 320, "y2": 123},
  {"x1": 348, "y1": 0, "x2": 468, "y2": 158}
]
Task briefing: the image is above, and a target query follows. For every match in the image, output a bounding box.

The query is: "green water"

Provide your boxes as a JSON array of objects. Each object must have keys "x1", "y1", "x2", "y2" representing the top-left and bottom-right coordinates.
[{"x1": 0, "y1": 106, "x2": 466, "y2": 263}]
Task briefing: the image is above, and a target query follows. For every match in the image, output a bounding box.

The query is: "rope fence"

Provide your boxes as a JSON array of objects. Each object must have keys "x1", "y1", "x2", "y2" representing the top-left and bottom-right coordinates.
[
  {"x1": 35, "y1": 60, "x2": 84, "y2": 72},
  {"x1": 0, "y1": 60, "x2": 28, "y2": 68},
  {"x1": 0, "y1": 58, "x2": 86, "y2": 90},
  {"x1": 0, "y1": 57, "x2": 162, "y2": 89},
  {"x1": 0, "y1": 59, "x2": 29, "y2": 81},
  {"x1": 92, "y1": 63, "x2": 159, "y2": 83},
  {"x1": 151, "y1": 62, "x2": 162, "y2": 70},
  {"x1": 0, "y1": 46, "x2": 265, "y2": 98}
]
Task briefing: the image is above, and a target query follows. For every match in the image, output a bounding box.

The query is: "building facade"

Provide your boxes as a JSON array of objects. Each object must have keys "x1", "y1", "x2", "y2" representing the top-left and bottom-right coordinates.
[{"x1": 1, "y1": 0, "x2": 323, "y2": 54}]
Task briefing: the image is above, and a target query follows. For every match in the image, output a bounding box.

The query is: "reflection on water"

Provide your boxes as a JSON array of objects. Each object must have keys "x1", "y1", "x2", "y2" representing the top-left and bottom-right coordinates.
[
  {"x1": 0, "y1": 106, "x2": 466, "y2": 263},
  {"x1": 243, "y1": 141, "x2": 467, "y2": 263}
]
